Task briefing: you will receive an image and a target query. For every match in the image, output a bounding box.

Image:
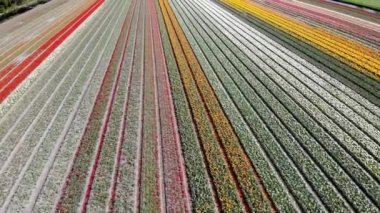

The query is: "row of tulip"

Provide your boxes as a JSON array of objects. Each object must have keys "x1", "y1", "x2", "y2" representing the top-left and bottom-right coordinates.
[{"x1": 222, "y1": 0, "x2": 380, "y2": 78}]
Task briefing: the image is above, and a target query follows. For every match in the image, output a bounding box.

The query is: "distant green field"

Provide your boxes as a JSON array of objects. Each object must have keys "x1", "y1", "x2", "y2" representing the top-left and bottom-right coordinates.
[{"x1": 337, "y1": 0, "x2": 380, "y2": 10}]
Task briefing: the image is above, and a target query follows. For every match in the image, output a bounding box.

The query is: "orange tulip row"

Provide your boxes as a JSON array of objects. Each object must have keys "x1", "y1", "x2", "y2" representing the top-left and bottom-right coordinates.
[{"x1": 158, "y1": 0, "x2": 275, "y2": 211}]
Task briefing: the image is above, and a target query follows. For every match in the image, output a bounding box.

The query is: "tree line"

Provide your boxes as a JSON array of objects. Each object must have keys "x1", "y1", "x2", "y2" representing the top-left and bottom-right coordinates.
[{"x1": 0, "y1": 0, "x2": 34, "y2": 13}]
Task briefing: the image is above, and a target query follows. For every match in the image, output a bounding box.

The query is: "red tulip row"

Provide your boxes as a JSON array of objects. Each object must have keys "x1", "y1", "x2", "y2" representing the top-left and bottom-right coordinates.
[{"x1": 0, "y1": 0, "x2": 105, "y2": 103}]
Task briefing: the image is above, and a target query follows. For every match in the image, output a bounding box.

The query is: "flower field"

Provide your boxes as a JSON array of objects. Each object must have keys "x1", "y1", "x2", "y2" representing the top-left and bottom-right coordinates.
[{"x1": 0, "y1": 0, "x2": 379, "y2": 212}]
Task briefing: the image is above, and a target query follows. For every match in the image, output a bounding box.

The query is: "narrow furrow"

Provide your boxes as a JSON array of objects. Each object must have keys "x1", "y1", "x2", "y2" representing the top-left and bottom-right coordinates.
[
  {"x1": 206, "y1": 0, "x2": 380, "y2": 180},
  {"x1": 0, "y1": 2, "x2": 123, "y2": 211},
  {"x1": 218, "y1": 1, "x2": 380, "y2": 107},
  {"x1": 206, "y1": 2, "x2": 380, "y2": 156},
  {"x1": 0, "y1": 7, "x2": 115, "y2": 212},
  {"x1": 0, "y1": 1, "x2": 113, "y2": 159},
  {"x1": 82, "y1": 0, "x2": 137, "y2": 211},
  {"x1": 161, "y1": 0, "x2": 246, "y2": 211},
  {"x1": 79, "y1": 1, "x2": 136, "y2": 212},
  {"x1": 138, "y1": 0, "x2": 162, "y2": 210},
  {"x1": 55, "y1": 2, "x2": 132, "y2": 210},
  {"x1": 218, "y1": 0, "x2": 380, "y2": 196},
  {"x1": 211, "y1": 2, "x2": 380, "y2": 133},
  {"x1": 0, "y1": 0, "x2": 120, "y2": 211},
  {"x1": 0, "y1": 0, "x2": 379, "y2": 212},
  {"x1": 106, "y1": 1, "x2": 140, "y2": 211},
  {"x1": 173, "y1": 0, "x2": 330, "y2": 211},
  {"x1": 30, "y1": 7, "x2": 126, "y2": 211},
  {"x1": 112, "y1": 1, "x2": 144, "y2": 210},
  {"x1": 175, "y1": 0, "x2": 380, "y2": 211},
  {"x1": 155, "y1": 0, "x2": 217, "y2": 211},
  {"x1": 0, "y1": 2, "x2": 108, "y2": 120},
  {"x1": 223, "y1": 13, "x2": 380, "y2": 120},
  {"x1": 149, "y1": 0, "x2": 191, "y2": 210},
  {"x1": 133, "y1": 1, "x2": 149, "y2": 211},
  {"x1": 0, "y1": 3, "x2": 118, "y2": 209},
  {"x1": 161, "y1": 0, "x2": 275, "y2": 211}
]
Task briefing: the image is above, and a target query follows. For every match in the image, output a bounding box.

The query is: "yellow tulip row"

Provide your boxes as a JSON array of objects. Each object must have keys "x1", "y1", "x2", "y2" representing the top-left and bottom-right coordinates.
[
  {"x1": 222, "y1": 0, "x2": 380, "y2": 77},
  {"x1": 158, "y1": 0, "x2": 274, "y2": 211}
]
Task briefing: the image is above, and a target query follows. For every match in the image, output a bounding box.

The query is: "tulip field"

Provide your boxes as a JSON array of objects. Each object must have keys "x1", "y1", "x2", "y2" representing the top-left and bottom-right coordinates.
[{"x1": 0, "y1": 0, "x2": 379, "y2": 212}]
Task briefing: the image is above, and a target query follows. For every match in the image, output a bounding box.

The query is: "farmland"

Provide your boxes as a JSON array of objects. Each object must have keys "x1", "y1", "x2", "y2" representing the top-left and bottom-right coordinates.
[{"x1": 0, "y1": 0, "x2": 379, "y2": 212}]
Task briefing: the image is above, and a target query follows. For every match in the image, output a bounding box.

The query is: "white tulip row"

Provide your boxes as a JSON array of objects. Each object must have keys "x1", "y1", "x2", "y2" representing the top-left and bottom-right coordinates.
[
  {"x1": 170, "y1": 0, "x2": 380, "y2": 211},
  {"x1": 0, "y1": 1, "x2": 124, "y2": 212}
]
